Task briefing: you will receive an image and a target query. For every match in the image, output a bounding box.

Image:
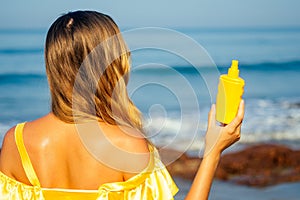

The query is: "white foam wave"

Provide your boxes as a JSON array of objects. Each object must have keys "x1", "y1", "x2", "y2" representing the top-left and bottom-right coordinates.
[{"x1": 143, "y1": 97, "x2": 300, "y2": 152}]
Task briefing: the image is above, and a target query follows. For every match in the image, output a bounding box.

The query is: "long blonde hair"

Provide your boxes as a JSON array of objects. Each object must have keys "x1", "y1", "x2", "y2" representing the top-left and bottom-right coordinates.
[{"x1": 45, "y1": 11, "x2": 143, "y2": 130}]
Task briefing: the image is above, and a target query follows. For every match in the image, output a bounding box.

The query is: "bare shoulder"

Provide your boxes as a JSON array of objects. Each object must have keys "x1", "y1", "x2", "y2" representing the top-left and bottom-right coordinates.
[
  {"x1": 96, "y1": 123, "x2": 151, "y2": 178},
  {"x1": 1, "y1": 126, "x2": 16, "y2": 148},
  {"x1": 0, "y1": 126, "x2": 17, "y2": 159},
  {"x1": 0, "y1": 126, "x2": 19, "y2": 175},
  {"x1": 112, "y1": 126, "x2": 149, "y2": 154}
]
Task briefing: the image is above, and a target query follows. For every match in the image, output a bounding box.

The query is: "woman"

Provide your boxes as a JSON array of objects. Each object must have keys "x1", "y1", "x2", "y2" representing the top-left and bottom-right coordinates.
[{"x1": 0, "y1": 11, "x2": 244, "y2": 199}]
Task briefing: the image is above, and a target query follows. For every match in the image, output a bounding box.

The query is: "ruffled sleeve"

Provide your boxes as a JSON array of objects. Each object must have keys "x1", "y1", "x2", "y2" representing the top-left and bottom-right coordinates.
[
  {"x1": 0, "y1": 171, "x2": 44, "y2": 200},
  {"x1": 96, "y1": 145, "x2": 178, "y2": 200}
]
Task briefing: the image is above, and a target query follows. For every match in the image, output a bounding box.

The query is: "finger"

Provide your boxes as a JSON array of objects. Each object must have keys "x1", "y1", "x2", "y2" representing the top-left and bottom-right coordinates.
[
  {"x1": 235, "y1": 125, "x2": 242, "y2": 141},
  {"x1": 236, "y1": 99, "x2": 245, "y2": 121},
  {"x1": 207, "y1": 104, "x2": 216, "y2": 128},
  {"x1": 235, "y1": 123, "x2": 242, "y2": 137},
  {"x1": 227, "y1": 100, "x2": 245, "y2": 134},
  {"x1": 233, "y1": 99, "x2": 245, "y2": 125}
]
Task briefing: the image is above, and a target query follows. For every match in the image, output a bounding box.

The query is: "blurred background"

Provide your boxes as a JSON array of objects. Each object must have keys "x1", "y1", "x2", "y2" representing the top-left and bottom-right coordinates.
[{"x1": 0, "y1": 1, "x2": 300, "y2": 199}]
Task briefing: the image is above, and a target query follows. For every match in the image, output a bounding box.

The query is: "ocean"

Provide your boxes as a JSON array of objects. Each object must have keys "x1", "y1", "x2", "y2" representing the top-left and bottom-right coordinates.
[{"x1": 0, "y1": 27, "x2": 300, "y2": 154}]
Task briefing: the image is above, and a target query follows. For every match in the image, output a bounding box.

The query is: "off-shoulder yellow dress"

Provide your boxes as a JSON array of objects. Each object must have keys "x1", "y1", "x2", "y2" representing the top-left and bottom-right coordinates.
[{"x1": 0, "y1": 123, "x2": 178, "y2": 199}]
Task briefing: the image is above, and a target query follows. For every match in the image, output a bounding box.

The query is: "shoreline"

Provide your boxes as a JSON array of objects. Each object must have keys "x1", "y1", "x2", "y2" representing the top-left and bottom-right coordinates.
[{"x1": 160, "y1": 143, "x2": 300, "y2": 188}]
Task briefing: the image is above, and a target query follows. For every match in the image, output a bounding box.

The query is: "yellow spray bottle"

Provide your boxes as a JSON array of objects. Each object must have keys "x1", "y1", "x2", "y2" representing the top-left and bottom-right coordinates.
[{"x1": 216, "y1": 60, "x2": 245, "y2": 124}]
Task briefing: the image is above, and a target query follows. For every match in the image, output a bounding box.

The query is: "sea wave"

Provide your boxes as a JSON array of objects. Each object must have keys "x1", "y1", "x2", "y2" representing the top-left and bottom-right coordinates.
[
  {"x1": 141, "y1": 97, "x2": 300, "y2": 151},
  {"x1": 0, "y1": 73, "x2": 46, "y2": 85},
  {"x1": 0, "y1": 59, "x2": 299, "y2": 77},
  {"x1": 0, "y1": 47, "x2": 43, "y2": 55},
  {"x1": 241, "y1": 60, "x2": 300, "y2": 70},
  {"x1": 132, "y1": 59, "x2": 300, "y2": 73}
]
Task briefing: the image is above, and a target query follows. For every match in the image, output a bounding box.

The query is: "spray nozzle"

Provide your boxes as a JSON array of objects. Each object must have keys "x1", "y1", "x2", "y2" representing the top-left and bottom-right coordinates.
[{"x1": 228, "y1": 60, "x2": 239, "y2": 78}]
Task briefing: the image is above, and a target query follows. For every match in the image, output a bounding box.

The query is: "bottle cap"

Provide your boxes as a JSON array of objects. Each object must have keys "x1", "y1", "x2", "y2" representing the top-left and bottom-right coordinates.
[{"x1": 228, "y1": 60, "x2": 239, "y2": 78}]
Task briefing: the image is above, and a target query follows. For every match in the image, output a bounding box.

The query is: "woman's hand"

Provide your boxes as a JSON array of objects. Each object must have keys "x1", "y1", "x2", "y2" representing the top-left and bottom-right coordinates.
[
  {"x1": 204, "y1": 100, "x2": 245, "y2": 157},
  {"x1": 185, "y1": 100, "x2": 245, "y2": 200}
]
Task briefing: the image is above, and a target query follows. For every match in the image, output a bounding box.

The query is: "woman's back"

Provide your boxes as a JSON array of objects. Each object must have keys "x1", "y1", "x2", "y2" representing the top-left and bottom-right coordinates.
[
  {"x1": 0, "y1": 113, "x2": 150, "y2": 190},
  {"x1": 0, "y1": 114, "x2": 179, "y2": 199}
]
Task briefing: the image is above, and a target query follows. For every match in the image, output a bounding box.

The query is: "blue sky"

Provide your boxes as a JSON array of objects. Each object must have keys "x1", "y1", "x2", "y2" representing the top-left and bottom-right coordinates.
[{"x1": 0, "y1": 0, "x2": 300, "y2": 29}]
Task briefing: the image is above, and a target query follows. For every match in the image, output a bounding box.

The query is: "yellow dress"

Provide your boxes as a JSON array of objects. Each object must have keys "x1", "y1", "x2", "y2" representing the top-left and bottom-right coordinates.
[{"x1": 0, "y1": 123, "x2": 178, "y2": 200}]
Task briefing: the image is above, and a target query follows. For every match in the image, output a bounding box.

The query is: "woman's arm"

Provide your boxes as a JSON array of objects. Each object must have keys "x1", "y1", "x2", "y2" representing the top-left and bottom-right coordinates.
[{"x1": 185, "y1": 100, "x2": 245, "y2": 200}]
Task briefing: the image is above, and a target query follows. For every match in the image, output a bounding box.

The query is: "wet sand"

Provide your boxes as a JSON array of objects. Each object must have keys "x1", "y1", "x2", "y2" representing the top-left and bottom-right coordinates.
[{"x1": 174, "y1": 177, "x2": 300, "y2": 200}]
